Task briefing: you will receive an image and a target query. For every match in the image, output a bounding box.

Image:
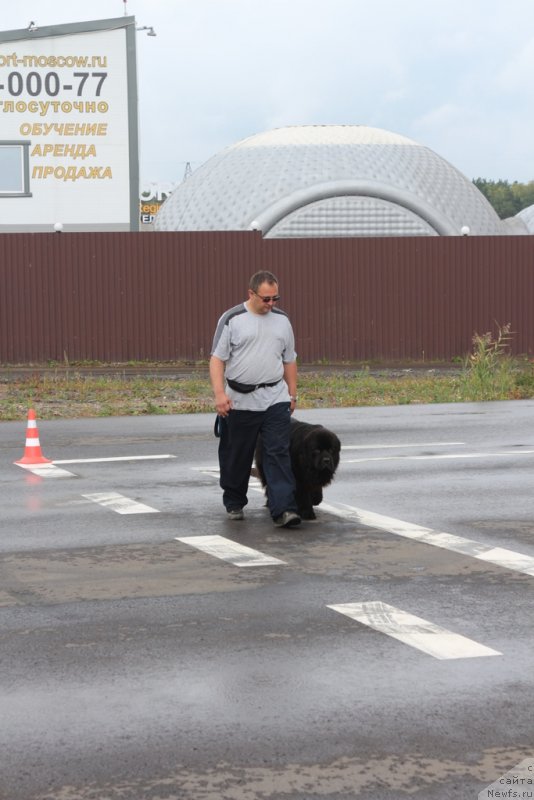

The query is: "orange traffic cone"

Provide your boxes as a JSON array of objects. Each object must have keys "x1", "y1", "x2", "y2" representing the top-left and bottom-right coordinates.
[{"x1": 15, "y1": 408, "x2": 52, "y2": 465}]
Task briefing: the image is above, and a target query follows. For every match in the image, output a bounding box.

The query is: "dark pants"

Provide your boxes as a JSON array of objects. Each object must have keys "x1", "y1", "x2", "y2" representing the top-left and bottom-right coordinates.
[{"x1": 218, "y1": 402, "x2": 297, "y2": 519}]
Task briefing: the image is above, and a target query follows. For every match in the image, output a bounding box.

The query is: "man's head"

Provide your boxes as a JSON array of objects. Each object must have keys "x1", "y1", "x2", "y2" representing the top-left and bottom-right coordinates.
[{"x1": 248, "y1": 271, "x2": 280, "y2": 315}]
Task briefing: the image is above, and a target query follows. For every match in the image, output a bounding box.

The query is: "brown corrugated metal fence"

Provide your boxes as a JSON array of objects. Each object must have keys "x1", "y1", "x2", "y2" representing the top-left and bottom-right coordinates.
[{"x1": 0, "y1": 232, "x2": 533, "y2": 363}]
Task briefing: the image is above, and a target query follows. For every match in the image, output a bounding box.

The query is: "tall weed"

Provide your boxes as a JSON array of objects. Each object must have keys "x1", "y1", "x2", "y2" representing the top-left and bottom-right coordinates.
[{"x1": 461, "y1": 322, "x2": 516, "y2": 400}]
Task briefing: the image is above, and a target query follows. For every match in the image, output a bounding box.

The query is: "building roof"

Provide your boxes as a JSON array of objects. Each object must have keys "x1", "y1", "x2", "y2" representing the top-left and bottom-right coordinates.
[{"x1": 155, "y1": 125, "x2": 509, "y2": 237}]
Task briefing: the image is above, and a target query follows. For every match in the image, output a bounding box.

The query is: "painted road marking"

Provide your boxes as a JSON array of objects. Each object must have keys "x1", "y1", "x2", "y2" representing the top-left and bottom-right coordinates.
[
  {"x1": 342, "y1": 441, "x2": 464, "y2": 450},
  {"x1": 54, "y1": 455, "x2": 176, "y2": 464},
  {"x1": 193, "y1": 466, "x2": 222, "y2": 476},
  {"x1": 82, "y1": 492, "x2": 160, "y2": 514},
  {"x1": 343, "y1": 449, "x2": 534, "y2": 464},
  {"x1": 175, "y1": 535, "x2": 286, "y2": 566},
  {"x1": 193, "y1": 466, "x2": 263, "y2": 487},
  {"x1": 17, "y1": 454, "x2": 176, "y2": 477},
  {"x1": 15, "y1": 463, "x2": 76, "y2": 478},
  {"x1": 321, "y1": 503, "x2": 534, "y2": 577},
  {"x1": 328, "y1": 601, "x2": 501, "y2": 660}
]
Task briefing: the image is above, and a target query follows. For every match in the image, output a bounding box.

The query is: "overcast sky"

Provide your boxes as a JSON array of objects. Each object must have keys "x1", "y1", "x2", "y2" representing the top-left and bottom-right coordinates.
[{"x1": 2, "y1": 0, "x2": 534, "y2": 187}]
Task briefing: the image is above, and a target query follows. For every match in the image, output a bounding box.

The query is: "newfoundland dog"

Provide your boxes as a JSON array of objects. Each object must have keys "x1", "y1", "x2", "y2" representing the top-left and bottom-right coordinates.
[{"x1": 255, "y1": 418, "x2": 341, "y2": 520}]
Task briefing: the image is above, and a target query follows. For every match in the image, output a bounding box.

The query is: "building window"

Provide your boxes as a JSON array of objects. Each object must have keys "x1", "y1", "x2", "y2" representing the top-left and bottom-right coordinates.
[{"x1": 0, "y1": 141, "x2": 32, "y2": 197}]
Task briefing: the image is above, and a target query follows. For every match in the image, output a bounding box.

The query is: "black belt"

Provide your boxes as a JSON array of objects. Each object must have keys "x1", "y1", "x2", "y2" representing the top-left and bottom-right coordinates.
[{"x1": 227, "y1": 378, "x2": 282, "y2": 394}]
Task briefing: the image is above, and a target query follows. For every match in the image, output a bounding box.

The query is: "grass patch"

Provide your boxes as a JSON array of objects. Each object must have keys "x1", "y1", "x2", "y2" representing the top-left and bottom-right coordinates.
[
  {"x1": 1, "y1": 358, "x2": 534, "y2": 421},
  {"x1": 0, "y1": 330, "x2": 530, "y2": 419}
]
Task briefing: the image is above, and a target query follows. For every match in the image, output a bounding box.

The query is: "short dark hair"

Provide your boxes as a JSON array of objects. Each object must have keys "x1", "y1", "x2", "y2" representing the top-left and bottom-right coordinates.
[{"x1": 249, "y1": 271, "x2": 279, "y2": 292}]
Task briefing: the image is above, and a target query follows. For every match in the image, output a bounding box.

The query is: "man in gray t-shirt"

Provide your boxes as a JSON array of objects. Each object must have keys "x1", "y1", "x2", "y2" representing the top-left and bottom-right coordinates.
[{"x1": 210, "y1": 271, "x2": 301, "y2": 528}]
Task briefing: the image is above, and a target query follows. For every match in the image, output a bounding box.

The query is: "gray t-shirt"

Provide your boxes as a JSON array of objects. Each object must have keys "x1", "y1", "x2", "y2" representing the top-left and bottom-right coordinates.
[{"x1": 211, "y1": 302, "x2": 297, "y2": 411}]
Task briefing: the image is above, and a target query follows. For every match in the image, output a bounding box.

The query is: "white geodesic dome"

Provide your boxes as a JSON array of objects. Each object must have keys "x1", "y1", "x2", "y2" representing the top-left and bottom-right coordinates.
[
  {"x1": 515, "y1": 204, "x2": 534, "y2": 233},
  {"x1": 155, "y1": 125, "x2": 512, "y2": 237}
]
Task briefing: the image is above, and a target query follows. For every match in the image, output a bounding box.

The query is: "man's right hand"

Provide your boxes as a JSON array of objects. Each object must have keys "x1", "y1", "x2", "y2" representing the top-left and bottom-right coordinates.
[{"x1": 215, "y1": 392, "x2": 232, "y2": 417}]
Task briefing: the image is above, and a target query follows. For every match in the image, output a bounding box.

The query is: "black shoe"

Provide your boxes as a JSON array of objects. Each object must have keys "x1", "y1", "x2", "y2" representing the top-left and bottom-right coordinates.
[
  {"x1": 274, "y1": 511, "x2": 301, "y2": 528},
  {"x1": 227, "y1": 508, "x2": 244, "y2": 520}
]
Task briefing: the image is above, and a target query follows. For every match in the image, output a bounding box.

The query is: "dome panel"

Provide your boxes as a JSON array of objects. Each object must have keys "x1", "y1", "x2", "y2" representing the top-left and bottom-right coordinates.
[
  {"x1": 269, "y1": 196, "x2": 438, "y2": 237},
  {"x1": 516, "y1": 204, "x2": 534, "y2": 233}
]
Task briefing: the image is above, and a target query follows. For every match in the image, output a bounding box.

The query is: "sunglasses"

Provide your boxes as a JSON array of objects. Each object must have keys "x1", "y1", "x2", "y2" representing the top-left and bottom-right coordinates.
[{"x1": 253, "y1": 291, "x2": 280, "y2": 303}]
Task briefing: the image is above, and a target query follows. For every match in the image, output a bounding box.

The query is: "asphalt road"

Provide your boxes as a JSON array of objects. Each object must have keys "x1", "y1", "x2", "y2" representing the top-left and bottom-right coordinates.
[{"x1": 1, "y1": 401, "x2": 533, "y2": 800}]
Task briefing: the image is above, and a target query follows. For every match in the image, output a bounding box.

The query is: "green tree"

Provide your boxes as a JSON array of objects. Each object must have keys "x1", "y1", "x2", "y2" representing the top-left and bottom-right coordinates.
[
  {"x1": 473, "y1": 178, "x2": 534, "y2": 219},
  {"x1": 511, "y1": 180, "x2": 534, "y2": 209}
]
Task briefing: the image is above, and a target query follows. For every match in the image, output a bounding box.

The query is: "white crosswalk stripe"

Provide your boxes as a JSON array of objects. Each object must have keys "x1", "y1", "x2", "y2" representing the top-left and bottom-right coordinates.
[
  {"x1": 328, "y1": 601, "x2": 502, "y2": 659},
  {"x1": 15, "y1": 462, "x2": 76, "y2": 478},
  {"x1": 321, "y1": 503, "x2": 534, "y2": 577},
  {"x1": 175, "y1": 534, "x2": 286, "y2": 566},
  {"x1": 82, "y1": 492, "x2": 160, "y2": 514}
]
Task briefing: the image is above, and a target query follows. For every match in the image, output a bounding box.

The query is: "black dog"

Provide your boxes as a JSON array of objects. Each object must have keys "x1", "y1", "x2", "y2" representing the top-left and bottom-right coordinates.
[{"x1": 255, "y1": 418, "x2": 341, "y2": 520}]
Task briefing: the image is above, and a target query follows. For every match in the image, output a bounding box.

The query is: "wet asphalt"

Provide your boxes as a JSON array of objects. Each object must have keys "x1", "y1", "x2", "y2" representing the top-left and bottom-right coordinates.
[{"x1": 0, "y1": 401, "x2": 533, "y2": 799}]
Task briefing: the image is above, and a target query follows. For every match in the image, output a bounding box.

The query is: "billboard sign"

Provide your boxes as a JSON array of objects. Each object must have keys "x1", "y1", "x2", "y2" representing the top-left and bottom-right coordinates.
[
  {"x1": 0, "y1": 17, "x2": 139, "y2": 231},
  {"x1": 139, "y1": 181, "x2": 180, "y2": 227}
]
